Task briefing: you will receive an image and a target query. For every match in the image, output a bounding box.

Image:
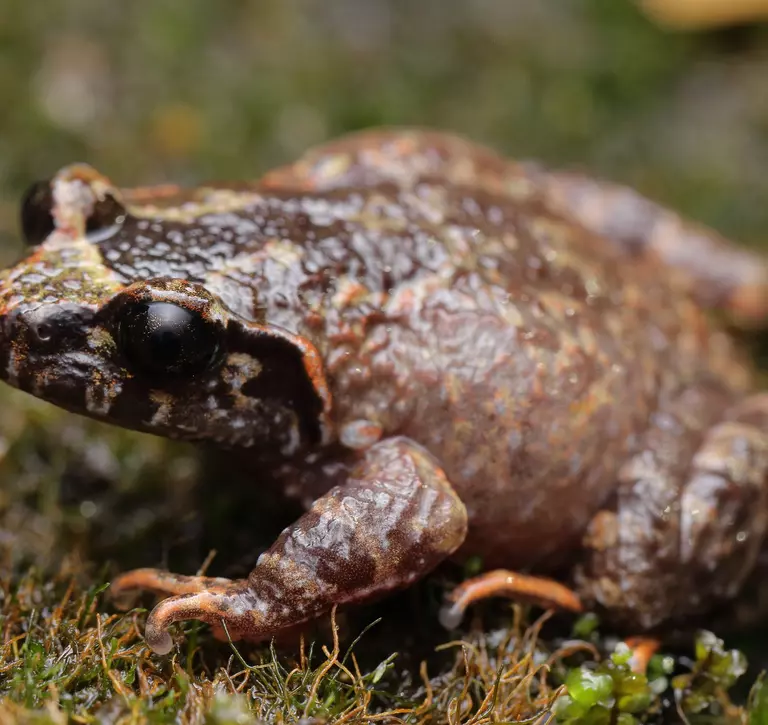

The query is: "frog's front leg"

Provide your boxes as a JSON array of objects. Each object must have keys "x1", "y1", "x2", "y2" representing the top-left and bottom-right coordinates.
[{"x1": 110, "y1": 437, "x2": 468, "y2": 654}]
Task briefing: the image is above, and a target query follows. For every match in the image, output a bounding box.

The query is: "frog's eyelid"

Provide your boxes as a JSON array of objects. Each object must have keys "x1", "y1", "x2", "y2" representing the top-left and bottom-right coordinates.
[{"x1": 86, "y1": 220, "x2": 125, "y2": 245}]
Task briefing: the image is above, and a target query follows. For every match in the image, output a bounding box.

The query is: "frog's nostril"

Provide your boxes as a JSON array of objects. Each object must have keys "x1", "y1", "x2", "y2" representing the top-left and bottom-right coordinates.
[
  {"x1": 34, "y1": 321, "x2": 53, "y2": 342},
  {"x1": 14, "y1": 304, "x2": 96, "y2": 351},
  {"x1": 15, "y1": 311, "x2": 55, "y2": 345}
]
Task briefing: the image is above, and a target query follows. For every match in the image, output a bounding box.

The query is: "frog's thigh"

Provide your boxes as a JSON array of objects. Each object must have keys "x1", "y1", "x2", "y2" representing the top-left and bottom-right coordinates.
[
  {"x1": 576, "y1": 390, "x2": 768, "y2": 630},
  {"x1": 111, "y1": 437, "x2": 467, "y2": 654},
  {"x1": 538, "y1": 170, "x2": 768, "y2": 321}
]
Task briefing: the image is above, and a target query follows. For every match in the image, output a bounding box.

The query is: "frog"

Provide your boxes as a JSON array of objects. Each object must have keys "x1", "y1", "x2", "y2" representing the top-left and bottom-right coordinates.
[{"x1": 2, "y1": 128, "x2": 768, "y2": 656}]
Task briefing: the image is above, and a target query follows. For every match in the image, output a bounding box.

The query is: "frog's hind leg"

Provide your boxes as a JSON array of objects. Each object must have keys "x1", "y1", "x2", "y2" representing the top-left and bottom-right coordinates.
[
  {"x1": 536, "y1": 170, "x2": 768, "y2": 323},
  {"x1": 111, "y1": 437, "x2": 468, "y2": 654},
  {"x1": 439, "y1": 569, "x2": 583, "y2": 629},
  {"x1": 576, "y1": 388, "x2": 768, "y2": 631}
]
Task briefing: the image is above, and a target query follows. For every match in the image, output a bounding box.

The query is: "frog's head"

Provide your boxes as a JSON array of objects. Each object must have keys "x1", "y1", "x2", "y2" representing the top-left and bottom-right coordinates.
[{"x1": 0, "y1": 165, "x2": 330, "y2": 454}]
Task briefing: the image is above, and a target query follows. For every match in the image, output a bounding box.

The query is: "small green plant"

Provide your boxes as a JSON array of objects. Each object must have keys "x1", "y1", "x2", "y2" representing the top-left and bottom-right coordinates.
[
  {"x1": 748, "y1": 672, "x2": 768, "y2": 724},
  {"x1": 553, "y1": 641, "x2": 667, "y2": 724},
  {"x1": 672, "y1": 630, "x2": 748, "y2": 721},
  {"x1": 554, "y1": 629, "x2": 755, "y2": 724}
]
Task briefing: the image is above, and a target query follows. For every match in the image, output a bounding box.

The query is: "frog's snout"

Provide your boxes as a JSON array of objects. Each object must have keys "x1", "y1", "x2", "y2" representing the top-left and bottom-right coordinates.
[{"x1": 0, "y1": 302, "x2": 104, "y2": 399}]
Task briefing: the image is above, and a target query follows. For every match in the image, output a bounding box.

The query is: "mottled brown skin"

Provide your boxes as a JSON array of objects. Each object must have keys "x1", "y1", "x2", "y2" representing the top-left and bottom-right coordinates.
[{"x1": 1, "y1": 128, "x2": 768, "y2": 654}]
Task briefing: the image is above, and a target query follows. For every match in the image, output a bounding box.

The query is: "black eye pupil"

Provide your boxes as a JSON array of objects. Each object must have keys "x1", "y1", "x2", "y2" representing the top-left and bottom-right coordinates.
[
  {"x1": 20, "y1": 180, "x2": 55, "y2": 246},
  {"x1": 118, "y1": 301, "x2": 220, "y2": 378}
]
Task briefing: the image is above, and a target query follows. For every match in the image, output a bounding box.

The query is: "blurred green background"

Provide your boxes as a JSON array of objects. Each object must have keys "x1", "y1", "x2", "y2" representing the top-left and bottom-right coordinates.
[{"x1": 1, "y1": 0, "x2": 767, "y2": 262}]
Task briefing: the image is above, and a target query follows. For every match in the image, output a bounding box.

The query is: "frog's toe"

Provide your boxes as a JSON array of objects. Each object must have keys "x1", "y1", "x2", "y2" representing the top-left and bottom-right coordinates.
[
  {"x1": 110, "y1": 568, "x2": 257, "y2": 653},
  {"x1": 145, "y1": 619, "x2": 174, "y2": 656},
  {"x1": 624, "y1": 637, "x2": 660, "y2": 674},
  {"x1": 111, "y1": 567, "x2": 235, "y2": 602},
  {"x1": 438, "y1": 601, "x2": 465, "y2": 630},
  {"x1": 144, "y1": 594, "x2": 206, "y2": 654}
]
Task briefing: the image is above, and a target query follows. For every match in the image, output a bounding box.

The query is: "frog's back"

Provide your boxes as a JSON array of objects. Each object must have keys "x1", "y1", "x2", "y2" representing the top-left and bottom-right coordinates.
[{"x1": 253, "y1": 129, "x2": 754, "y2": 568}]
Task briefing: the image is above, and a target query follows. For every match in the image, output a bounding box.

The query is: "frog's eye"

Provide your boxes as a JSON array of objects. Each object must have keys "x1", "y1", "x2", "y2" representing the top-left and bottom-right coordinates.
[
  {"x1": 20, "y1": 180, "x2": 55, "y2": 246},
  {"x1": 116, "y1": 301, "x2": 221, "y2": 379},
  {"x1": 86, "y1": 193, "x2": 126, "y2": 241}
]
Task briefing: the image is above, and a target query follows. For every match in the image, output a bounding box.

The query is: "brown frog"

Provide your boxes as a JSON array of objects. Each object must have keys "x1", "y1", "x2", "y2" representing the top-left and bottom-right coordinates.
[{"x1": 2, "y1": 129, "x2": 768, "y2": 655}]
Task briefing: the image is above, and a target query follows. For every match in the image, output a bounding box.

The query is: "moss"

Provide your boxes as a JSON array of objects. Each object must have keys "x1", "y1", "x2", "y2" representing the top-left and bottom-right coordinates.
[
  {"x1": 0, "y1": 564, "x2": 571, "y2": 723},
  {"x1": 0, "y1": 537, "x2": 762, "y2": 724}
]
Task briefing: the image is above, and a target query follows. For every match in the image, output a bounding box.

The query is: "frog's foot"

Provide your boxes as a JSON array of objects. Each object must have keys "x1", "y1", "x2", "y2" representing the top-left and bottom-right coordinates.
[
  {"x1": 113, "y1": 437, "x2": 468, "y2": 654},
  {"x1": 577, "y1": 388, "x2": 768, "y2": 630},
  {"x1": 439, "y1": 570, "x2": 582, "y2": 629},
  {"x1": 110, "y1": 570, "x2": 254, "y2": 654},
  {"x1": 536, "y1": 170, "x2": 768, "y2": 323},
  {"x1": 115, "y1": 577, "x2": 253, "y2": 654}
]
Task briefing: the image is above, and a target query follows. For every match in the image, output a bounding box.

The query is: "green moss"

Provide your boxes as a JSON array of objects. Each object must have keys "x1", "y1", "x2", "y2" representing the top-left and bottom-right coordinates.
[
  {"x1": 0, "y1": 564, "x2": 572, "y2": 723},
  {"x1": 748, "y1": 673, "x2": 768, "y2": 724},
  {"x1": 0, "y1": 559, "x2": 760, "y2": 724}
]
